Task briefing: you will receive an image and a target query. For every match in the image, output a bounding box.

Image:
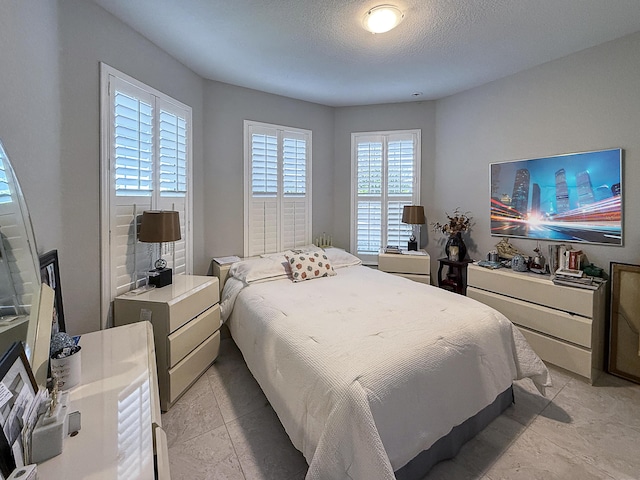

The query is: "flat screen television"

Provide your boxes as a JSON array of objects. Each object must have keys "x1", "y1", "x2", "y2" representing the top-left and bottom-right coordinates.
[{"x1": 490, "y1": 148, "x2": 622, "y2": 246}]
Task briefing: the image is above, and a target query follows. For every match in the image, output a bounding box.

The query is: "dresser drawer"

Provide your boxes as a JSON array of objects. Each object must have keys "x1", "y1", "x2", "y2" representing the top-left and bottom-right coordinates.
[
  {"x1": 168, "y1": 280, "x2": 219, "y2": 332},
  {"x1": 468, "y1": 287, "x2": 592, "y2": 348},
  {"x1": 167, "y1": 304, "x2": 221, "y2": 368},
  {"x1": 518, "y1": 327, "x2": 593, "y2": 379},
  {"x1": 168, "y1": 330, "x2": 220, "y2": 405},
  {"x1": 379, "y1": 253, "x2": 430, "y2": 275},
  {"x1": 468, "y1": 264, "x2": 596, "y2": 317}
]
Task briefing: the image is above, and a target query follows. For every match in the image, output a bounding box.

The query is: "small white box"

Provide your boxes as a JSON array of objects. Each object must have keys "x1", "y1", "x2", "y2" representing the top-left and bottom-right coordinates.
[{"x1": 8, "y1": 464, "x2": 37, "y2": 479}]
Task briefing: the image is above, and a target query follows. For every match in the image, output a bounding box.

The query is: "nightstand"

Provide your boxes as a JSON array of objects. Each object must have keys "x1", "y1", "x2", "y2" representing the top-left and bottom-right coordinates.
[
  {"x1": 378, "y1": 250, "x2": 431, "y2": 284},
  {"x1": 437, "y1": 258, "x2": 472, "y2": 295},
  {"x1": 114, "y1": 275, "x2": 220, "y2": 411},
  {"x1": 212, "y1": 259, "x2": 234, "y2": 293}
]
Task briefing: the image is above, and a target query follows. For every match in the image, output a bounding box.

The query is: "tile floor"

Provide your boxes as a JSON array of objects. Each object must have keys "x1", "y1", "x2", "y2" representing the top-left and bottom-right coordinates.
[{"x1": 163, "y1": 338, "x2": 640, "y2": 480}]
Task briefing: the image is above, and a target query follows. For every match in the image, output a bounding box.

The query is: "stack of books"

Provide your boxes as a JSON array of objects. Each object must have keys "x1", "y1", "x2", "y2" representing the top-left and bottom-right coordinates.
[
  {"x1": 552, "y1": 269, "x2": 604, "y2": 290},
  {"x1": 548, "y1": 244, "x2": 584, "y2": 273}
]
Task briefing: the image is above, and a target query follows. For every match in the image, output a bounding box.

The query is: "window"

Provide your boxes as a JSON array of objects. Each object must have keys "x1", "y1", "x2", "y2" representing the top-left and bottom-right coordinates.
[
  {"x1": 100, "y1": 64, "x2": 192, "y2": 327},
  {"x1": 244, "y1": 121, "x2": 312, "y2": 257},
  {"x1": 350, "y1": 130, "x2": 421, "y2": 264}
]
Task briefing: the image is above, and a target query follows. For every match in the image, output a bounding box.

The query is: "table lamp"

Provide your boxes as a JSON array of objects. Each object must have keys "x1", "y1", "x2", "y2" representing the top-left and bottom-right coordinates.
[
  {"x1": 139, "y1": 210, "x2": 181, "y2": 287},
  {"x1": 402, "y1": 205, "x2": 425, "y2": 251}
]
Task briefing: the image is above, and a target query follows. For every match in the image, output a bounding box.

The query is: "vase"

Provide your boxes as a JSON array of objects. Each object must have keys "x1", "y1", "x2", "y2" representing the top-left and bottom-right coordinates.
[{"x1": 445, "y1": 233, "x2": 467, "y2": 261}]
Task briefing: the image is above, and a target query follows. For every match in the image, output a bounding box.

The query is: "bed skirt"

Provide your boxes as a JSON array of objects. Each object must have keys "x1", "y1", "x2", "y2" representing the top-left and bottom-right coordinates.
[{"x1": 394, "y1": 386, "x2": 514, "y2": 480}]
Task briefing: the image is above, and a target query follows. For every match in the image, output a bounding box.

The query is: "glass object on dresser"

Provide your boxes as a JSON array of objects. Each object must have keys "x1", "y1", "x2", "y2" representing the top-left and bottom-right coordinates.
[{"x1": 0, "y1": 139, "x2": 53, "y2": 386}]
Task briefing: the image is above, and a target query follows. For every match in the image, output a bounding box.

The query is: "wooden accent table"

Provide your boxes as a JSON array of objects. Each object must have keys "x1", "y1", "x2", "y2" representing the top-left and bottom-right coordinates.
[{"x1": 437, "y1": 258, "x2": 473, "y2": 295}]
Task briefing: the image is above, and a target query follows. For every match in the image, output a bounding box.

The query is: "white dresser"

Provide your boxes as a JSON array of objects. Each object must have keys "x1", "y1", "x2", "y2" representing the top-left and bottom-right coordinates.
[
  {"x1": 467, "y1": 264, "x2": 606, "y2": 383},
  {"x1": 378, "y1": 251, "x2": 431, "y2": 284},
  {"x1": 114, "y1": 275, "x2": 221, "y2": 411},
  {"x1": 38, "y1": 322, "x2": 169, "y2": 479}
]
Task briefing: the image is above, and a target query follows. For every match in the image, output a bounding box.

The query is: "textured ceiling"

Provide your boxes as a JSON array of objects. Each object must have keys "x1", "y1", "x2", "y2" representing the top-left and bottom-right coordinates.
[{"x1": 91, "y1": 0, "x2": 640, "y2": 107}]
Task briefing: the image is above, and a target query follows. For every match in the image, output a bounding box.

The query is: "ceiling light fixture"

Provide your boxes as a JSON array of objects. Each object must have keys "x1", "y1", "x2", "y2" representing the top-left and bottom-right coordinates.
[{"x1": 362, "y1": 5, "x2": 405, "y2": 34}]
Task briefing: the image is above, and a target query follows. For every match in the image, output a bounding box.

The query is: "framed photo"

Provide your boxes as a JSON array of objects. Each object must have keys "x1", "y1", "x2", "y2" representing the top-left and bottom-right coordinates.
[
  {"x1": 0, "y1": 342, "x2": 37, "y2": 474},
  {"x1": 39, "y1": 249, "x2": 65, "y2": 334},
  {"x1": 490, "y1": 148, "x2": 623, "y2": 245},
  {"x1": 608, "y1": 262, "x2": 640, "y2": 384}
]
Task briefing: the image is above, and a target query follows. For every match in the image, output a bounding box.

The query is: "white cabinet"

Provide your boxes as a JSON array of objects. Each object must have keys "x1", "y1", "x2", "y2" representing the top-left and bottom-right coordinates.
[
  {"x1": 38, "y1": 322, "x2": 169, "y2": 479},
  {"x1": 114, "y1": 275, "x2": 220, "y2": 411},
  {"x1": 378, "y1": 251, "x2": 431, "y2": 284},
  {"x1": 467, "y1": 264, "x2": 606, "y2": 383},
  {"x1": 212, "y1": 260, "x2": 233, "y2": 293}
]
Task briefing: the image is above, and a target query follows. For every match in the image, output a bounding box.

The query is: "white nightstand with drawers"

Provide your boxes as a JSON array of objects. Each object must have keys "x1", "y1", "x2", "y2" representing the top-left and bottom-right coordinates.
[
  {"x1": 114, "y1": 275, "x2": 220, "y2": 411},
  {"x1": 378, "y1": 250, "x2": 431, "y2": 284}
]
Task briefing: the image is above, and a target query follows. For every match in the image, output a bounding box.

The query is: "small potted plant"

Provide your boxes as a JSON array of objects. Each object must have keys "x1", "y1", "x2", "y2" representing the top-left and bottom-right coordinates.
[{"x1": 431, "y1": 208, "x2": 473, "y2": 260}]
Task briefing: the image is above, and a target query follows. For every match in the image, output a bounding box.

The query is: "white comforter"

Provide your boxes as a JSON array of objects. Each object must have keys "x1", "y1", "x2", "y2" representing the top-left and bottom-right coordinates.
[{"x1": 224, "y1": 264, "x2": 550, "y2": 480}]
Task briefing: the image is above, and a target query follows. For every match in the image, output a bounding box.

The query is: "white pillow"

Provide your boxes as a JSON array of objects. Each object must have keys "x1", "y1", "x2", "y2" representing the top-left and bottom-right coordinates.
[
  {"x1": 284, "y1": 251, "x2": 336, "y2": 282},
  {"x1": 322, "y1": 247, "x2": 362, "y2": 268},
  {"x1": 229, "y1": 256, "x2": 289, "y2": 284}
]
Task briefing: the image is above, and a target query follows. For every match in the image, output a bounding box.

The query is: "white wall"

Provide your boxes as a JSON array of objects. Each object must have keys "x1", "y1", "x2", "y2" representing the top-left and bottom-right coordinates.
[
  {"x1": 0, "y1": 1, "x2": 62, "y2": 251},
  {"x1": 433, "y1": 31, "x2": 640, "y2": 273},
  {"x1": 203, "y1": 81, "x2": 334, "y2": 260},
  {"x1": 56, "y1": 0, "x2": 204, "y2": 334}
]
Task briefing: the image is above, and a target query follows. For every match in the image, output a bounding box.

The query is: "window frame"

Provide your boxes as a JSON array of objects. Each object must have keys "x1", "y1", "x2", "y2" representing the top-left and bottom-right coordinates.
[
  {"x1": 243, "y1": 120, "x2": 312, "y2": 257},
  {"x1": 350, "y1": 129, "x2": 421, "y2": 265},
  {"x1": 100, "y1": 63, "x2": 193, "y2": 328}
]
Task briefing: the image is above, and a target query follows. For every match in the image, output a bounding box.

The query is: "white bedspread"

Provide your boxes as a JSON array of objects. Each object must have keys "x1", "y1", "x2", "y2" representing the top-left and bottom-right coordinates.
[{"x1": 224, "y1": 265, "x2": 550, "y2": 480}]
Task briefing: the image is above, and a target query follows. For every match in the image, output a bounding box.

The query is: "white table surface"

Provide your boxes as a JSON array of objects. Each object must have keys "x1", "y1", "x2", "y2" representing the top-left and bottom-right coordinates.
[{"x1": 38, "y1": 323, "x2": 157, "y2": 479}]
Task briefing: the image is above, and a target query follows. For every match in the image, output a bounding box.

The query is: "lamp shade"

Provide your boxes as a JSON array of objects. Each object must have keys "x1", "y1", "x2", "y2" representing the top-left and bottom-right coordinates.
[
  {"x1": 139, "y1": 210, "x2": 181, "y2": 243},
  {"x1": 402, "y1": 205, "x2": 425, "y2": 225}
]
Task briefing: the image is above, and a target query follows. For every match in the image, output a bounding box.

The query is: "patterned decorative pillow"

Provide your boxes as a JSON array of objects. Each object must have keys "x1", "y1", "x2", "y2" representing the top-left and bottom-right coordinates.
[{"x1": 284, "y1": 251, "x2": 337, "y2": 282}]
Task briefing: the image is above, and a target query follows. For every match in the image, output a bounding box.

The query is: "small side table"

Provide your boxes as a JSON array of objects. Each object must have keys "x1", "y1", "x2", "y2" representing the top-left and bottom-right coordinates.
[
  {"x1": 211, "y1": 256, "x2": 242, "y2": 293},
  {"x1": 437, "y1": 258, "x2": 473, "y2": 295}
]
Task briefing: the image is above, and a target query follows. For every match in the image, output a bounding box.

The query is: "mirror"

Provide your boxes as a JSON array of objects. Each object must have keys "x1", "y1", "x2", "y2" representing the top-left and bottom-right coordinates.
[{"x1": 0, "y1": 140, "x2": 52, "y2": 386}]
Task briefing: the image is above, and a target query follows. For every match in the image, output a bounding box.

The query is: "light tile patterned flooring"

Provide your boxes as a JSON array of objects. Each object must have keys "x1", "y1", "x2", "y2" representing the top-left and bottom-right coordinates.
[{"x1": 163, "y1": 338, "x2": 640, "y2": 479}]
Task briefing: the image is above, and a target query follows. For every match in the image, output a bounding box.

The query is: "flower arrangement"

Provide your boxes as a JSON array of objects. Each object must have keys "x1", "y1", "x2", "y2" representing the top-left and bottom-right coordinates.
[{"x1": 431, "y1": 208, "x2": 473, "y2": 236}]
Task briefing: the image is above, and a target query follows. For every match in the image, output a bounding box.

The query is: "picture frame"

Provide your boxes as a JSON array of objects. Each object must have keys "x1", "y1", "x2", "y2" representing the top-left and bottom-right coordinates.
[
  {"x1": 39, "y1": 249, "x2": 65, "y2": 334},
  {"x1": 490, "y1": 148, "x2": 623, "y2": 245},
  {"x1": 0, "y1": 342, "x2": 37, "y2": 475},
  {"x1": 608, "y1": 262, "x2": 640, "y2": 384}
]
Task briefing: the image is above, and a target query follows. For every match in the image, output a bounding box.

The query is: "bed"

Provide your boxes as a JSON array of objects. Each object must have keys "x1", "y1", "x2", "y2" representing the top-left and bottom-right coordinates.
[{"x1": 219, "y1": 247, "x2": 550, "y2": 480}]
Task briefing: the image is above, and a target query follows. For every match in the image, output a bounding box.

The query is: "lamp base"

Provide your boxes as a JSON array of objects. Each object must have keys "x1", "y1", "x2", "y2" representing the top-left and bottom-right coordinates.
[
  {"x1": 148, "y1": 268, "x2": 172, "y2": 288},
  {"x1": 407, "y1": 239, "x2": 418, "y2": 251}
]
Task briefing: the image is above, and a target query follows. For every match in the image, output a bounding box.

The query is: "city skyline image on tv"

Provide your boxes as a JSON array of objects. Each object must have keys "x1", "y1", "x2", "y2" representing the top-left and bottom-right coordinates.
[{"x1": 490, "y1": 148, "x2": 622, "y2": 245}]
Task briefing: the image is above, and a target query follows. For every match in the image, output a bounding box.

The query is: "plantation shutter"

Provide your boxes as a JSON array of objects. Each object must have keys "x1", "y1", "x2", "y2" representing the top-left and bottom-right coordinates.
[
  {"x1": 102, "y1": 65, "x2": 192, "y2": 327},
  {"x1": 111, "y1": 78, "x2": 155, "y2": 296},
  {"x1": 355, "y1": 137, "x2": 383, "y2": 255},
  {"x1": 244, "y1": 121, "x2": 311, "y2": 257},
  {"x1": 0, "y1": 155, "x2": 12, "y2": 204},
  {"x1": 386, "y1": 136, "x2": 415, "y2": 246},
  {"x1": 351, "y1": 130, "x2": 421, "y2": 264},
  {"x1": 157, "y1": 99, "x2": 189, "y2": 276},
  {"x1": 247, "y1": 125, "x2": 278, "y2": 256},
  {"x1": 282, "y1": 131, "x2": 308, "y2": 249}
]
